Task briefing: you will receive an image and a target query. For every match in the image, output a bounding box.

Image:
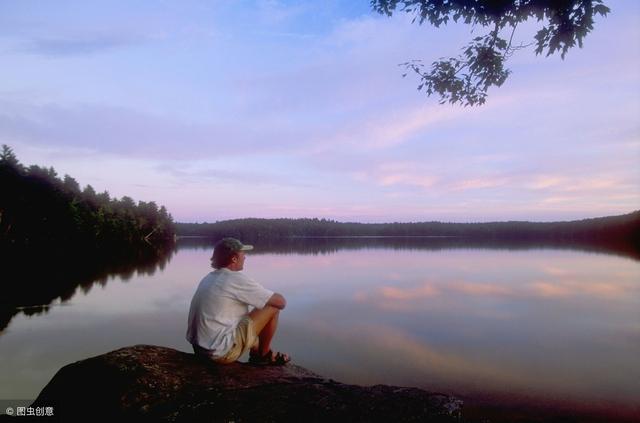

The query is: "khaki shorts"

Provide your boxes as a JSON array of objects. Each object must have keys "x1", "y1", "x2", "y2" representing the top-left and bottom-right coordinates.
[{"x1": 194, "y1": 316, "x2": 258, "y2": 364}]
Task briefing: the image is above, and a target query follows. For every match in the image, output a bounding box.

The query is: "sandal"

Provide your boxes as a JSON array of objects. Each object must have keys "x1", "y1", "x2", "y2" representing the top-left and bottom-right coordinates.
[{"x1": 248, "y1": 349, "x2": 291, "y2": 366}]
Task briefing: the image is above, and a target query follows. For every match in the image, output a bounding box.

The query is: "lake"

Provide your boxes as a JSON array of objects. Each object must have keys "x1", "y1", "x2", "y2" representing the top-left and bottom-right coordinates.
[{"x1": 1, "y1": 239, "x2": 638, "y2": 422}]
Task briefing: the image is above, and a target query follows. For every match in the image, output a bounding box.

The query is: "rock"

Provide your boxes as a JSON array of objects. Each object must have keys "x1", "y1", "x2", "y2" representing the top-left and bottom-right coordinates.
[{"x1": 29, "y1": 345, "x2": 463, "y2": 422}]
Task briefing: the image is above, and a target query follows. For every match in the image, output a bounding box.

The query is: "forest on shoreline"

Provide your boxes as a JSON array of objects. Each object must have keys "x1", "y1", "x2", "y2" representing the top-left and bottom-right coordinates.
[
  {"x1": 176, "y1": 212, "x2": 640, "y2": 246},
  {"x1": 2, "y1": 143, "x2": 638, "y2": 317},
  {"x1": 0, "y1": 145, "x2": 176, "y2": 316},
  {"x1": 0, "y1": 145, "x2": 175, "y2": 254},
  {"x1": 3, "y1": 142, "x2": 636, "y2": 254}
]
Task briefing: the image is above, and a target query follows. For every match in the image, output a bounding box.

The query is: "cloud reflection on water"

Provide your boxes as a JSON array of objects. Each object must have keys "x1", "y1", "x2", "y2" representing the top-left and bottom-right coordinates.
[
  {"x1": 1, "y1": 243, "x2": 638, "y2": 421},
  {"x1": 250, "y1": 247, "x2": 640, "y2": 412}
]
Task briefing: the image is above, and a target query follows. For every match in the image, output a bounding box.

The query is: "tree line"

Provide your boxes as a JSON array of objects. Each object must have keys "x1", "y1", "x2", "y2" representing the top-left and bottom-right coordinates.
[
  {"x1": 176, "y1": 213, "x2": 639, "y2": 247},
  {"x1": 0, "y1": 145, "x2": 176, "y2": 254},
  {"x1": 0, "y1": 145, "x2": 177, "y2": 322}
]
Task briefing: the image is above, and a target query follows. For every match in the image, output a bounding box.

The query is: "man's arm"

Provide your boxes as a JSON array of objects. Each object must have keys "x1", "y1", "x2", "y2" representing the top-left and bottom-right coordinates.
[{"x1": 266, "y1": 293, "x2": 286, "y2": 310}]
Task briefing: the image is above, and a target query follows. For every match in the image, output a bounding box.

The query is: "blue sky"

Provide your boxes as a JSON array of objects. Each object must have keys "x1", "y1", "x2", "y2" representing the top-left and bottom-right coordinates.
[{"x1": 1, "y1": 0, "x2": 639, "y2": 222}]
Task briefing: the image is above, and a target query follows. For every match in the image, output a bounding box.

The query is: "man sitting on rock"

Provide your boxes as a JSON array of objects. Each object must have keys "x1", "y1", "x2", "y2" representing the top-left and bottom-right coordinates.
[{"x1": 186, "y1": 237, "x2": 290, "y2": 365}]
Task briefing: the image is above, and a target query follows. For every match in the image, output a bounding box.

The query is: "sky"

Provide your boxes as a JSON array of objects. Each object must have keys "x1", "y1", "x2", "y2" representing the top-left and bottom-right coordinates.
[{"x1": 1, "y1": 0, "x2": 639, "y2": 223}]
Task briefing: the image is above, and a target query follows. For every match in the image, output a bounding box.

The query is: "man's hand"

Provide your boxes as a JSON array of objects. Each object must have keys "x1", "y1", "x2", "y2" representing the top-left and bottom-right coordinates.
[{"x1": 267, "y1": 293, "x2": 286, "y2": 310}]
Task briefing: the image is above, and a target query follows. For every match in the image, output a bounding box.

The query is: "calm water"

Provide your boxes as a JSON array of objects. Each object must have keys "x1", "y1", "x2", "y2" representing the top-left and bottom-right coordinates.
[{"x1": 1, "y1": 240, "x2": 639, "y2": 421}]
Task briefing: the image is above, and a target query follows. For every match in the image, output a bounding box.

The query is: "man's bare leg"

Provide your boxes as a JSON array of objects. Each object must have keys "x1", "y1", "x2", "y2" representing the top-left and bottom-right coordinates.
[{"x1": 248, "y1": 306, "x2": 288, "y2": 359}]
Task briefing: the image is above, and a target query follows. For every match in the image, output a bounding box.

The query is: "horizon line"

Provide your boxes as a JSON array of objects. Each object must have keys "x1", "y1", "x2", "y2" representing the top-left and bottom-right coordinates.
[{"x1": 174, "y1": 210, "x2": 639, "y2": 226}]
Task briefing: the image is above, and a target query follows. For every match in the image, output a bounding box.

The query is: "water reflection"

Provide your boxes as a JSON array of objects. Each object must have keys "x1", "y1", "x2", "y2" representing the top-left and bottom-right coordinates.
[
  {"x1": 178, "y1": 235, "x2": 640, "y2": 261},
  {"x1": 1, "y1": 238, "x2": 638, "y2": 422},
  {"x1": 244, "y1": 247, "x2": 639, "y2": 421},
  {"x1": 0, "y1": 241, "x2": 176, "y2": 332}
]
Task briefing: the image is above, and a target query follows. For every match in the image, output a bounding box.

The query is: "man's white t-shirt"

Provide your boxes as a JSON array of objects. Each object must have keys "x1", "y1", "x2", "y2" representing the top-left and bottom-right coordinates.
[{"x1": 186, "y1": 268, "x2": 274, "y2": 358}]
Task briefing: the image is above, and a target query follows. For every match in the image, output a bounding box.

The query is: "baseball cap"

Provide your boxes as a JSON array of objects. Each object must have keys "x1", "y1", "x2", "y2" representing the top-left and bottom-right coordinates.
[{"x1": 214, "y1": 237, "x2": 254, "y2": 253}]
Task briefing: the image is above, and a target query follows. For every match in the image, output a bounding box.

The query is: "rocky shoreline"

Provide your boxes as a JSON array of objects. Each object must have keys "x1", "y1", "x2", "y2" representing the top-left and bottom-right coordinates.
[{"x1": 20, "y1": 344, "x2": 463, "y2": 422}]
